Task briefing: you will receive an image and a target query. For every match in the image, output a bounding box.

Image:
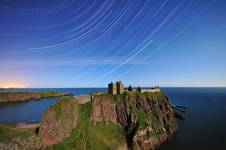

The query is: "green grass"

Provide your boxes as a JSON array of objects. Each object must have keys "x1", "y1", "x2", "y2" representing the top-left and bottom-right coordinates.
[
  {"x1": 92, "y1": 90, "x2": 107, "y2": 94},
  {"x1": 113, "y1": 94, "x2": 124, "y2": 103},
  {"x1": 50, "y1": 101, "x2": 126, "y2": 150},
  {"x1": 51, "y1": 96, "x2": 73, "y2": 109},
  {"x1": 32, "y1": 91, "x2": 60, "y2": 94},
  {"x1": 133, "y1": 107, "x2": 149, "y2": 130},
  {"x1": 31, "y1": 91, "x2": 70, "y2": 97},
  {"x1": 143, "y1": 91, "x2": 164, "y2": 98},
  {"x1": 0, "y1": 124, "x2": 36, "y2": 143}
]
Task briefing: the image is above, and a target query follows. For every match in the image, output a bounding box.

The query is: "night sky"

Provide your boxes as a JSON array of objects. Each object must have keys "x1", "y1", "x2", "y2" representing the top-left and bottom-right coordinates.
[{"x1": 0, "y1": 0, "x2": 226, "y2": 88}]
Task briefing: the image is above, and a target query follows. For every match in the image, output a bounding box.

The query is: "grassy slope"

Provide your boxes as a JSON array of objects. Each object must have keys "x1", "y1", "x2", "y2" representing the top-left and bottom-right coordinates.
[
  {"x1": 50, "y1": 101, "x2": 126, "y2": 150},
  {"x1": 0, "y1": 124, "x2": 36, "y2": 143}
]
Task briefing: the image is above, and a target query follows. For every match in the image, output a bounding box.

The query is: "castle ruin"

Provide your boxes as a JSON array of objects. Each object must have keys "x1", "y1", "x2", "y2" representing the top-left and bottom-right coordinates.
[
  {"x1": 108, "y1": 81, "x2": 124, "y2": 95},
  {"x1": 140, "y1": 86, "x2": 160, "y2": 93}
]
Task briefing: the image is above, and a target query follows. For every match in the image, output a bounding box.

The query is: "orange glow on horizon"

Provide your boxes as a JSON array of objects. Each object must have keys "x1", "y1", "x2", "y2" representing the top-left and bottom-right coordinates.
[
  {"x1": 0, "y1": 85, "x2": 27, "y2": 89},
  {"x1": 0, "y1": 82, "x2": 28, "y2": 89}
]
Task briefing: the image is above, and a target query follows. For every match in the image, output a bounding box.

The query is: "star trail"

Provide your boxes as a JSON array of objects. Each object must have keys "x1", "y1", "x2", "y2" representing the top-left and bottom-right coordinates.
[{"x1": 0, "y1": 0, "x2": 226, "y2": 87}]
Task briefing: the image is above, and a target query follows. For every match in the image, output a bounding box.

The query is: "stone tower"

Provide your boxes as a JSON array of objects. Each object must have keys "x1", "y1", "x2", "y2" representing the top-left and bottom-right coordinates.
[
  {"x1": 116, "y1": 81, "x2": 124, "y2": 94},
  {"x1": 108, "y1": 82, "x2": 117, "y2": 95}
]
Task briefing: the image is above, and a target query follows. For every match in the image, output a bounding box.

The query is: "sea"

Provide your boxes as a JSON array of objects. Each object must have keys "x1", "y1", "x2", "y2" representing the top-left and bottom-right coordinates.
[{"x1": 0, "y1": 87, "x2": 226, "y2": 149}]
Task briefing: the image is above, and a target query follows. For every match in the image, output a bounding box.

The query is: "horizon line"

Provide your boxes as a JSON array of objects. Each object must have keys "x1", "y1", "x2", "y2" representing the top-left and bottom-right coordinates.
[{"x1": 1, "y1": 86, "x2": 226, "y2": 89}]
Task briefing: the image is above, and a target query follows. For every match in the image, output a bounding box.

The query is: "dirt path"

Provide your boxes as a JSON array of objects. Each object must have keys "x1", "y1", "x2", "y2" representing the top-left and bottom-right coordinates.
[
  {"x1": 74, "y1": 95, "x2": 91, "y2": 104},
  {"x1": 16, "y1": 123, "x2": 40, "y2": 129}
]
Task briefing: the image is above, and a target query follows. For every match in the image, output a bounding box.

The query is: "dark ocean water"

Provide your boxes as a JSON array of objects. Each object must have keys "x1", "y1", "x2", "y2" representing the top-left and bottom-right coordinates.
[
  {"x1": 160, "y1": 87, "x2": 226, "y2": 150},
  {"x1": 0, "y1": 87, "x2": 226, "y2": 149}
]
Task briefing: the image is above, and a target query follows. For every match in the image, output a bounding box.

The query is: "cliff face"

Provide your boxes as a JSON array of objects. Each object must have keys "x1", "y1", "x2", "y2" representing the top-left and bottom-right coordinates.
[
  {"x1": 0, "y1": 91, "x2": 70, "y2": 103},
  {"x1": 37, "y1": 91, "x2": 176, "y2": 150},
  {"x1": 39, "y1": 96, "x2": 79, "y2": 145},
  {"x1": 90, "y1": 92, "x2": 177, "y2": 150}
]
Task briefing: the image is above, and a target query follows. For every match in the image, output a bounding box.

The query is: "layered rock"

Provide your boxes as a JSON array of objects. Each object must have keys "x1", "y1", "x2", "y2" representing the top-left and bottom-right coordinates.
[
  {"x1": 90, "y1": 94, "x2": 118, "y2": 123},
  {"x1": 90, "y1": 92, "x2": 177, "y2": 150},
  {"x1": 39, "y1": 96, "x2": 79, "y2": 145}
]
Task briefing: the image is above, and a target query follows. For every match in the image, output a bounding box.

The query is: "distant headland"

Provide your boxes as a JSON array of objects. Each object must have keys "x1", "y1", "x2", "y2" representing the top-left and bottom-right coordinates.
[{"x1": 0, "y1": 91, "x2": 70, "y2": 103}]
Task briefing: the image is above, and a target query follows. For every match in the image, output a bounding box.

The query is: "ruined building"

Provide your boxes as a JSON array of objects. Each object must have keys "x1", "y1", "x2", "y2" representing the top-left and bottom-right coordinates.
[
  {"x1": 140, "y1": 86, "x2": 161, "y2": 93},
  {"x1": 108, "y1": 82, "x2": 117, "y2": 95},
  {"x1": 116, "y1": 81, "x2": 124, "y2": 94},
  {"x1": 108, "y1": 81, "x2": 124, "y2": 95}
]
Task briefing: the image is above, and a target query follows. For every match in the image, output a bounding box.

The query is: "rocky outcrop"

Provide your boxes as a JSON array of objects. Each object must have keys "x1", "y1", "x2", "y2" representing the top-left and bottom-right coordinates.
[
  {"x1": 0, "y1": 91, "x2": 70, "y2": 103},
  {"x1": 39, "y1": 96, "x2": 79, "y2": 145},
  {"x1": 90, "y1": 94, "x2": 118, "y2": 123},
  {"x1": 90, "y1": 92, "x2": 177, "y2": 150},
  {"x1": 33, "y1": 91, "x2": 176, "y2": 149}
]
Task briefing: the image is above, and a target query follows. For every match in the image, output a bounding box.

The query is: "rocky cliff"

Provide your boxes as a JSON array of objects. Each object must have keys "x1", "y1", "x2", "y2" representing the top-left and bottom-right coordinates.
[
  {"x1": 39, "y1": 96, "x2": 79, "y2": 145},
  {"x1": 90, "y1": 91, "x2": 177, "y2": 150},
  {"x1": 0, "y1": 91, "x2": 70, "y2": 103},
  {"x1": 40, "y1": 96, "x2": 127, "y2": 149},
  {"x1": 0, "y1": 91, "x2": 177, "y2": 150},
  {"x1": 38, "y1": 91, "x2": 176, "y2": 150}
]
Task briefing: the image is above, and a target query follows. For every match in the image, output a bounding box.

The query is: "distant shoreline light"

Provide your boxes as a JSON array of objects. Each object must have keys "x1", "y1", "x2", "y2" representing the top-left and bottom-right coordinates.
[
  {"x1": 0, "y1": 84, "x2": 27, "y2": 89},
  {"x1": 0, "y1": 86, "x2": 26, "y2": 89}
]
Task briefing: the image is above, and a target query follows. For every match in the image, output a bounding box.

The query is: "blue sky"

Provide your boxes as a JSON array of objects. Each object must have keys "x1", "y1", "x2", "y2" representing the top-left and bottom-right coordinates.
[{"x1": 0, "y1": 0, "x2": 226, "y2": 88}]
